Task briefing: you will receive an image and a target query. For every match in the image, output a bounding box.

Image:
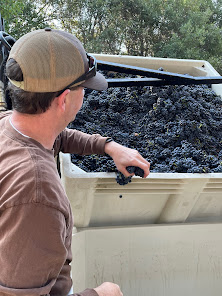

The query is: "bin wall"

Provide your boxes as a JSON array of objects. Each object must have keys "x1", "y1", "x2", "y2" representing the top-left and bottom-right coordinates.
[
  {"x1": 71, "y1": 223, "x2": 222, "y2": 296},
  {"x1": 61, "y1": 153, "x2": 222, "y2": 227}
]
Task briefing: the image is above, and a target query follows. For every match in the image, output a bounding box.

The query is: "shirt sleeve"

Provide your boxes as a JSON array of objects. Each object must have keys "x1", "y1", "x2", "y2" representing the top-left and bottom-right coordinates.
[
  {"x1": 0, "y1": 203, "x2": 70, "y2": 296},
  {"x1": 53, "y1": 128, "x2": 108, "y2": 156}
]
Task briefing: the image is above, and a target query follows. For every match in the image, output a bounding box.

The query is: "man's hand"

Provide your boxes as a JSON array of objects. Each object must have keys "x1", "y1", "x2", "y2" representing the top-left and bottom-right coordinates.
[
  {"x1": 94, "y1": 282, "x2": 123, "y2": 296},
  {"x1": 104, "y1": 141, "x2": 150, "y2": 178}
]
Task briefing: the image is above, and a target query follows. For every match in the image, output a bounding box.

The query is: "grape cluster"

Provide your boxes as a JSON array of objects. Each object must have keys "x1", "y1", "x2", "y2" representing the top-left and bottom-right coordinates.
[
  {"x1": 70, "y1": 71, "x2": 222, "y2": 180},
  {"x1": 116, "y1": 172, "x2": 132, "y2": 186},
  {"x1": 126, "y1": 166, "x2": 145, "y2": 177},
  {"x1": 116, "y1": 166, "x2": 145, "y2": 185}
]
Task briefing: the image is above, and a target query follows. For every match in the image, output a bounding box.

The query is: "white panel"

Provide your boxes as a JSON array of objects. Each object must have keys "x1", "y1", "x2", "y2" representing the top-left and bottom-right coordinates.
[
  {"x1": 71, "y1": 223, "x2": 222, "y2": 296},
  {"x1": 61, "y1": 153, "x2": 222, "y2": 227}
]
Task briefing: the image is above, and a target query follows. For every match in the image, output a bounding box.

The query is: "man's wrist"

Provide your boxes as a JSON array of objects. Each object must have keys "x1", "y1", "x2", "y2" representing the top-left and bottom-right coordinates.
[{"x1": 104, "y1": 138, "x2": 116, "y2": 156}]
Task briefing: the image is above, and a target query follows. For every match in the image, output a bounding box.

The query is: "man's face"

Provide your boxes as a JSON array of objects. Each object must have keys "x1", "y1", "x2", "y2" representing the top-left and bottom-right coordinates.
[
  {"x1": 70, "y1": 86, "x2": 85, "y2": 121},
  {"x1": 65, "y1": 86, "x2": 85, "y2": 124}
]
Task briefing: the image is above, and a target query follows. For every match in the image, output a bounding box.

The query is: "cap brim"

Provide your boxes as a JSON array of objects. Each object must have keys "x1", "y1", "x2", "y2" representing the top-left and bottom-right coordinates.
[{"x1": 81, "y1": 72, "x2": 108, "y2": 91}]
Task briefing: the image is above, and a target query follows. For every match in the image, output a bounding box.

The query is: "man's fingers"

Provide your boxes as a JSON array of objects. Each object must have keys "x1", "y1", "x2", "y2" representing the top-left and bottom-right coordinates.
[
  {"x1": 121, "y1": 167, "x2": 135, "y2": 177},
  {"x1": 118, "y1": 161, "x2": 150, "y2": 178}
]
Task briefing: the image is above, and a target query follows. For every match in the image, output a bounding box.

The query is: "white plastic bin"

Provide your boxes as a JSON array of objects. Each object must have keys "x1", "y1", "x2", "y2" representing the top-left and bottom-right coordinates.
[{"x1": 60, "y1": 55, "x2": 222, "y2": 296}]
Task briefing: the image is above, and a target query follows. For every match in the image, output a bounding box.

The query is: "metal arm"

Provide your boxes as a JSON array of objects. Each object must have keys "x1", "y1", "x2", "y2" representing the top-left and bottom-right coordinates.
[{"x1": 97, "y1": 60, "x2": 222, "y2": 87}]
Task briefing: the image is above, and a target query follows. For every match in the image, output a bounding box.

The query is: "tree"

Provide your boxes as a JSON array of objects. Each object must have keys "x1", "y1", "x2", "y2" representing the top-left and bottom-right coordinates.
[
  {"x1": 154, "y1": 0, "x2": 222, "y2": 73},
  {"x1": 46, "y1": 0, "x2": 124, "y2": 54},
  {"x1": 1, "y1": 0, "x2": 53, "y2": 40},
  {"x1": 1, "y1": 0, "x2": 222, "y2": 73},
  {"x1": 1, "y1": 0, "x2": 25, "y2": 28},
  {"x1": 118, "y1": 0, "x2": 161, "y2": 56}
]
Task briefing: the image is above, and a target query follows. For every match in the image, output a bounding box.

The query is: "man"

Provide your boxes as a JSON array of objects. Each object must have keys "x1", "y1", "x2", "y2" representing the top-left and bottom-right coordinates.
[{"x1": 0, "y1": 28, "x2": 150, "y2": 296}]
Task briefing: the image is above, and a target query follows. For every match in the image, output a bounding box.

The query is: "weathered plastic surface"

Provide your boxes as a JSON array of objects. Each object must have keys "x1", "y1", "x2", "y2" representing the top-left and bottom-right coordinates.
[
  {"x1": 61, "y1": 153, "x2": 222, "y2": 227},
  {"x1": 71, "y1": 223, "x2": 222, "y2": 296}
]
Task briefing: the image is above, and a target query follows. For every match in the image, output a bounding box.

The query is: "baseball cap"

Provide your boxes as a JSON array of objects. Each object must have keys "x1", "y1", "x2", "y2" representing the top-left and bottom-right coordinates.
[{"x1": 7, "y1": 28, "x2": 108, "y2": 92}]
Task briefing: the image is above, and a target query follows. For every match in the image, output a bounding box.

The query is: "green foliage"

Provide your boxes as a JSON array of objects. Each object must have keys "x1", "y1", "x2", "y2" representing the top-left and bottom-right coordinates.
[
  {"x1": 154, "y1": 0, "x2": 222, "y2": 73},
  {"x1": 1, "y1": 0, "x2": 53, "y2": 39},
  {"x1": 1, "y1": 0, "x2": 222, "y2": 73},
  {"x1": 1, "y1": 0, "x2": 25, "y2": 22}
]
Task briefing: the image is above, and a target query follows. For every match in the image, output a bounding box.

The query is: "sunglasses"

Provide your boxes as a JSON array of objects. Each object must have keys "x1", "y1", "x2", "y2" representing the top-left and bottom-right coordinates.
[{"x1": 57, "y1": 53, "x2": 97, "y2": 95}]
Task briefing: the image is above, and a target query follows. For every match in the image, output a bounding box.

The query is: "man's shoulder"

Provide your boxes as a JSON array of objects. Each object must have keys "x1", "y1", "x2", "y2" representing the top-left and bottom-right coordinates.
[
  {"x1": 0, "y1": 144, "x2": 70, "y2": 218},
  {"x1": 0, "y1": 147, "x2": 37, "y2": 211}
]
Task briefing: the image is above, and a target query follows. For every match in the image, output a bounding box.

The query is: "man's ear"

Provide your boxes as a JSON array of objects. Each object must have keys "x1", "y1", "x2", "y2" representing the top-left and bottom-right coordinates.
[{"x1": 56, "y1": 89, "x2": 70, "y2": 112}]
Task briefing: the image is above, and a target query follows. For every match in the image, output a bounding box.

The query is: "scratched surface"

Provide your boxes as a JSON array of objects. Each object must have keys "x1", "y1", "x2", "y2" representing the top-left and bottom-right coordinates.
[{"x1": 71, "y1": 223, "x2": 222, "y2": 296}]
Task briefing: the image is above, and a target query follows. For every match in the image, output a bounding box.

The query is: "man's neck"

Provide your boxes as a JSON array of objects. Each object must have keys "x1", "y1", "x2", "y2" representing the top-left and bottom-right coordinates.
[{"x1": 11, "y1": 110, "x2": 60, "y2": 150}]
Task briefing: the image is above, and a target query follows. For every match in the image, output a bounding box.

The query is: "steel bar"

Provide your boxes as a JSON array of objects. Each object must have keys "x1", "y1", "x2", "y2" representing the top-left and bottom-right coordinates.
[
  {"x1": 98, "y1": 60, "x2": 222, "y2": 86},
  {"x1": 107, "y1": 77, "x2": 222, "y2": 88},
  {"x1": 98, "y1": 60, "x2": 198, "y2": 81}
]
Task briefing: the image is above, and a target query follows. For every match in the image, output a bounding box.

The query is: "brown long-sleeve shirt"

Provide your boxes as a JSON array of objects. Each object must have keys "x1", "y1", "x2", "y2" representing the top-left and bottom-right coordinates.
[{"x1": 0, "y1": 111, "x2": 107, "y2": 296}]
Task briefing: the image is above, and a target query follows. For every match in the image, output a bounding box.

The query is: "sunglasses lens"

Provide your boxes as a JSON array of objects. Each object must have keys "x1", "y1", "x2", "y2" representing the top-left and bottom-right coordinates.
[
  {"x1": 88, "y1": 55, "x2": 95, "y2": 69},
  {"x1": 85, "y1": 54, "x2": 96, "y2": 79}
]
